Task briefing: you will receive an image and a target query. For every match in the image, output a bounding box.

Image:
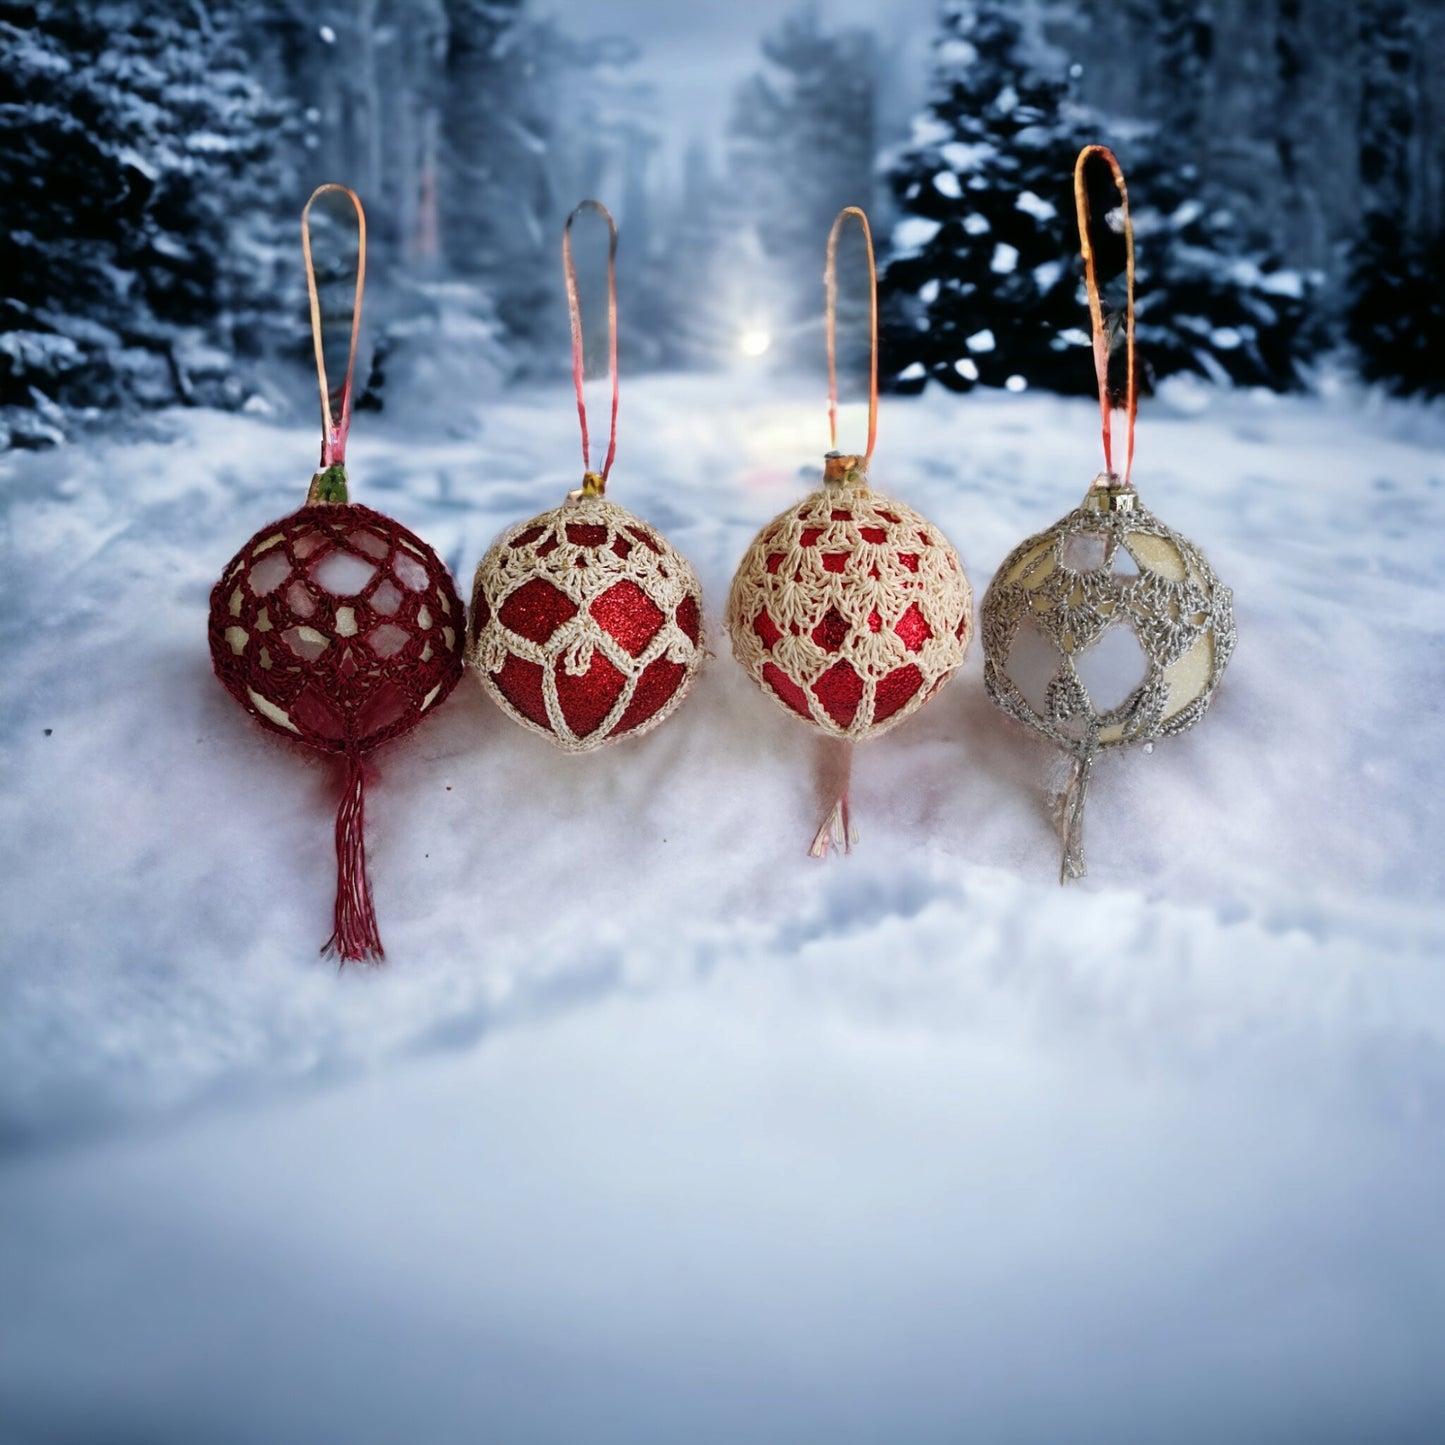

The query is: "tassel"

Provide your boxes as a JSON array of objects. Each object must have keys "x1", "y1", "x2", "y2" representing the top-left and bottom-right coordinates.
[
  {"x1": 324, "y1": 750, "x2": 384, "y2": 963},
  {"x1": 809, "y1": 736, "x2": 858, "y2": 858},
  {"x1": 1057, "y1": 752, "x2": 1093, "y2": 884}
]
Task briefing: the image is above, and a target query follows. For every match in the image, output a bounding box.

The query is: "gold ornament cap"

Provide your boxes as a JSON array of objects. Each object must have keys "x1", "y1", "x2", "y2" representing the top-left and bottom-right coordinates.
[
  {"x1": 823, "y1": 451, "x2": 868, "y2": 488},
  {"x1": 1082, "y1": 471, "x2": 1136, "y2": 513}
]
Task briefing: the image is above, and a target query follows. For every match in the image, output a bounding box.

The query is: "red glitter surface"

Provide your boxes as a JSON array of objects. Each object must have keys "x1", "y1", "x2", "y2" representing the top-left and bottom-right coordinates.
[
  {"x1": 873, "y1": 663, "x2": 923, "y2": 723},
  {"x1": 894, "y1": 603, "x2": 933, "y2": 653},
  {"x1": 811, "y1": 607, "x2": 849, "y2": 653},
  {"x1": 753, "y1": 609, "x2": 783, "y2": 650},
  {"x1": 208, "y1": 502, "x2": 464, "y2": 755},
  {"x1": 498, "y1": 577, "x2": 577, "y2": 644},
  {"x1": 812, "y1": 659, "x2": 863, "y2": 728},
  {"x1": 493, "y1": 652, "x2": 551, "y2": 731},
  {"x1": 762, "y1": 661, "x2": 812, "y2": 719},
  {"x1": 590, "y1": 580, "x2": 664, "y2": 657},
  {"x1": 676, "y1": 595, "x2": 701, "y2": 645},
  {"x1": 555, "y1": 652, "x2": 626, "y2": 735},
  {"x1": 610, "y1": 657, "x2": 687, "y2": 737}
]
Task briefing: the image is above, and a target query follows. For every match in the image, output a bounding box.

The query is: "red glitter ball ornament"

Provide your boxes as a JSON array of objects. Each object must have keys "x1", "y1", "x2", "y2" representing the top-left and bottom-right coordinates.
[
  {"x1": 468, "y1": 496, "x2": 703, "y2": 751},
  {"x1": 466, "y1": 200, "x2": 704, "y2": 752},
  {"x1": 725, "y1": 205, "x2": 975, "y2": 856},
  {"x1": 727, "y1": 455, "x2": 972, "y2": 740},
  {"x1": 208, "y1": 182, "x2": 464, "y2": 962}
]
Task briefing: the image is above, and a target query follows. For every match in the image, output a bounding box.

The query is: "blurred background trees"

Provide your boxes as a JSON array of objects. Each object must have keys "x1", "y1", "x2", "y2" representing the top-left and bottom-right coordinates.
[{"x1": 1, "y1": 0, "x2": 1441, "y2": 443}]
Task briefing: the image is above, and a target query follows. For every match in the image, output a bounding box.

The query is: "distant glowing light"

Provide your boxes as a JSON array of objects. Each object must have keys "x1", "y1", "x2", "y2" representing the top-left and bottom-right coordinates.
[{"x1": 739, "y1": 328, "x2": 772, "y2": 358}]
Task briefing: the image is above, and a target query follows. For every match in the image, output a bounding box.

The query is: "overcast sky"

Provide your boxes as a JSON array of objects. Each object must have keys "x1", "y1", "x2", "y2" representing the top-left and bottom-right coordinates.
[{"x1": 544, "y1": 0, "x2": 937, "y2": 166}]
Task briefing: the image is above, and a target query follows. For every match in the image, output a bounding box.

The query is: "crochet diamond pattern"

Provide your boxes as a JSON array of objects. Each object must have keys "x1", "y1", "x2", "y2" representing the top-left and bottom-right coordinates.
[
  {"x1": 209, "y1": 502, "x2": 465, "y2": 753},
  {"x1": 981, "y1": 494, "x2": 1236, "y2": 755},
  {"x1": 727, "y1": 477, "x2": 973, "y2": 739},
  {"x1": 468, "y1": 495, "x2": 704, "y2": 751}
]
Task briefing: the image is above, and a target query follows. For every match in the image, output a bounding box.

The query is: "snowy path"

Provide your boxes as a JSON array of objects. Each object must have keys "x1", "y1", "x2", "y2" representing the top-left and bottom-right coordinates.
[{"x1": 2, "y1": 377, "x2": 1444, "y2": 1441}]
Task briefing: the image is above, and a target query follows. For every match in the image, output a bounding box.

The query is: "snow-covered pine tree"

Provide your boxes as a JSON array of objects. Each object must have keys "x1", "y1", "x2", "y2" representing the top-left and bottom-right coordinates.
[
  {"x1": 0, "y1": 0, "x2": 295, "y2": 439},
  {"x1": 881, "y1": 0, "x2": 1314, "y2": 397},
  {"x1": 878, "y1": 0, "x2": 1097, "y2": 395},
  {"x1": 724, "y1": 5, "x2": 876, "y2": 370},
  {"x1": 1346, "y1": 0, "x2": 1445, "y2": 397}
]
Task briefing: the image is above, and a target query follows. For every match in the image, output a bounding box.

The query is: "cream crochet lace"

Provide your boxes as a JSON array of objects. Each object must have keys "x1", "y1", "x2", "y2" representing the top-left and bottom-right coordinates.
[
  {"x1": 468, "y1": 494, "x2": 704, "y2": 752},
  {"x1": 727, "y1": 459, "x2": 973, "y2": 740}
]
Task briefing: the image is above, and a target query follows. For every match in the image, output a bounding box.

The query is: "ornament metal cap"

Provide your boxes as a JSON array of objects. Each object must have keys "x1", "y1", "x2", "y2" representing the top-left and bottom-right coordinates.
[
  {"x1": 1083, "y1": 471, "x2": 1137, "y2": 512},
  {"x1": 823, "y1": 450, "x2": 868, "y2": 487}
]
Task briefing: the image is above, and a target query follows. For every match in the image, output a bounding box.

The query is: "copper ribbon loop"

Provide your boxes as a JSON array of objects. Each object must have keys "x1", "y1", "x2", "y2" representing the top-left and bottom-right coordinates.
[
  {"x1": 301, "y1": 183, "x2": 366, "y2": 471},
  {"x1": 562, "y1": 199, "x2": 620, "y2": 492},
  {"x1": 824, "y1": 205, "x2": 879, "y2": 463},
  {"x1": 1073, "y1": 145, "x2": 1137, "y2": 487}
]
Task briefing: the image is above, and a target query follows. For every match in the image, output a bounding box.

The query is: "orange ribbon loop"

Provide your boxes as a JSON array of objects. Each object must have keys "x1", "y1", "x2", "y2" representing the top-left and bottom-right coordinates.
[
  {"x1": 562, "y1": 200, "x2": 620, "y2": 489},
  {"x1": 1073, "y1": 146, "x2": 1136, "y2": 486},
  {"x1": 301, "y1": 184, "x2": 367, "y2": 470},
  {"x1": 825, "y1": 206, "x2": 879, "y2": 463}
]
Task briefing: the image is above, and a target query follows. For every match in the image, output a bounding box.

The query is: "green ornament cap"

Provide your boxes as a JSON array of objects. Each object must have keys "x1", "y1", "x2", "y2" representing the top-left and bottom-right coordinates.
[{"x1": 307, "y1": 463, "x2": 350, "y2": 504}]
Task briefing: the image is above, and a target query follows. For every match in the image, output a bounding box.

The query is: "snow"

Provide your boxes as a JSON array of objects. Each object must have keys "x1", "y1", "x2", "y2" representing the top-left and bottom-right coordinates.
[
  {"x1": 933, "y1": 170, "x2": 962, "y2": 199},
  {"x1": 2, "y1": 375, "x2": 1445, "y2": 1441},
  {"x1": 963, "y1": 211, "x2": 991, "y2": 235},
  {"x1": 965, "y1": 327, "x2": 997, "y2": 352},
  {"x1": 939, "y1": 140, "x2": 996, "y2": 173},
  {"x1": 990, "y1": 241, "x2": 1019, "y2": 274},
  {"x1": 893, "y1": 216, "x2": 942, "y2": 251},
  {"x1": 1015, "y1": 189, "x2": 1058, "y2": 223}
]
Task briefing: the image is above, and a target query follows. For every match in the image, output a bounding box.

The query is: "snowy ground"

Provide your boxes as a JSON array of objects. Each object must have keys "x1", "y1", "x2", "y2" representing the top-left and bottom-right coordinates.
[{"x1": 2, "y1": 374, "x2": 1444, "y2": 1443}]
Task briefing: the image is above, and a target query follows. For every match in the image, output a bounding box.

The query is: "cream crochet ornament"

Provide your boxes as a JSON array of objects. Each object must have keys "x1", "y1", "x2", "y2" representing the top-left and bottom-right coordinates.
[
  {"x1": 727, "y1": 452, "x2": 971, "y2": 739},
  {"x1": 981, "y1": 146, "x2": 1235, "y2": 880},
  {"x1": 727, "y1": 208, "x2": 973, "y2": 854},
  {"x1": 467, "y1": 201, "x2": 703, "y2": 752}
]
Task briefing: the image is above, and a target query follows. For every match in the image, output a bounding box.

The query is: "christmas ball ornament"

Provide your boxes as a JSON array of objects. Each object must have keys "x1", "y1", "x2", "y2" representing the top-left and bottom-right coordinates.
[
  {"x1": 208, "y1": 185, "x2": 464, "y2": 960},
  {"x1": 467, "y1": 201, "x2": 704, "y2": 750},
  {"x1": 727, "y1": 454, "x2": 972, "y2": 739},
  {"x1": 726, "y1": 207, "x2": 973, "y2": 854},
  {"x1": 980, "y1": 146, "x2": 1236, "y2": 881}
]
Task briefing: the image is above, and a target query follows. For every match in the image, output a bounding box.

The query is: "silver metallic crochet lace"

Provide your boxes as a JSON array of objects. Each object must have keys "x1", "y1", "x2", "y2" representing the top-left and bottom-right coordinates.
[{"x1": 981, "y1": 477, "x2": 1237, "y2": 881}]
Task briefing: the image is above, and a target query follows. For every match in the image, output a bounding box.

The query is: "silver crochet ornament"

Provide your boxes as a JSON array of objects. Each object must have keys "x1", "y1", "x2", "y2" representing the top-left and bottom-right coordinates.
[{"x1": 980, "y1": 472, "x2": 1236, "y2": 880}]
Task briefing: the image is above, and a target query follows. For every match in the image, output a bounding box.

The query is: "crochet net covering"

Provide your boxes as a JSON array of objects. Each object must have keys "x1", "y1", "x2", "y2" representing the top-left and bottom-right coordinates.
[
  {"x1": 209, "y1": 502, "x2": 466, "y2": 753},
  {"x1": 727, "y1": 465, "x2": 973, "y2": 740},
  {"x1": 981, "y1": 480, "x2": 1236, "y2": 878},
  {"x1": 981, "y1": 485, "x2": 1234, "y2": 752},
  {"x1": 467, "y1": 495, "x2": 704, "y2": 751}
]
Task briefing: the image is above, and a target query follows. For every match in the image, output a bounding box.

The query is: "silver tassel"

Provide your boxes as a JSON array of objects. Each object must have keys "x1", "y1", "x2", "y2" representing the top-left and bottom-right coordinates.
[{"x1": 1057, "y1": 753, "x2": 1093, "y2": 883}]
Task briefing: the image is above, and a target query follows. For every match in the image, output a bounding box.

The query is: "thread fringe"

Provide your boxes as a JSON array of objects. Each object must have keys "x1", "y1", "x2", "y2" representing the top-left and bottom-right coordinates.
[
  {"x1": 1057, "y1": 753, "x2": 1092, "y2": 884},
  {"x1": 324, "y1": 751, "x2": 384, "y2": 963}
]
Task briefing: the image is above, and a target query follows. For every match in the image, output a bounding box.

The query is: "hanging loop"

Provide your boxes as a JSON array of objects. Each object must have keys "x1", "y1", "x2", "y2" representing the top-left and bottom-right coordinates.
[
  {"x1": 301, "y1": 183, "x2": 367, "y2": 473},
  {"x1": 1073, "y1": 146, "x2": 1137, "y2": 488},
  {"x1": 562, "y1": 200, "x2": 620, "y2": 495},
  {"x1": 824, "y1": 206, "x2": 879, "y2": 466}
]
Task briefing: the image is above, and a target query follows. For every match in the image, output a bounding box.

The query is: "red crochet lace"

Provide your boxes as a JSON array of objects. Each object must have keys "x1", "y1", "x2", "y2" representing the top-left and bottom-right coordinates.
[{"x1": 209, "y1": 501, "x2": 465, "y2": 959}]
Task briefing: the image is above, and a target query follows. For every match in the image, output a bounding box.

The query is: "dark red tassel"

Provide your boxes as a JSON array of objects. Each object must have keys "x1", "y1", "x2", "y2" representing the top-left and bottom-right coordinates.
[{"x1": 324, "y1": 750, "x2": 384, "y2": 963}]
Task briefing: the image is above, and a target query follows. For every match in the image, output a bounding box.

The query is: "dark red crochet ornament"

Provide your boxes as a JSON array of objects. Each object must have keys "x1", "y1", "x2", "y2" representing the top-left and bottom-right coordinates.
[{"x1": 207, "y1": 185, "x2": 464, "y2": 962}]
